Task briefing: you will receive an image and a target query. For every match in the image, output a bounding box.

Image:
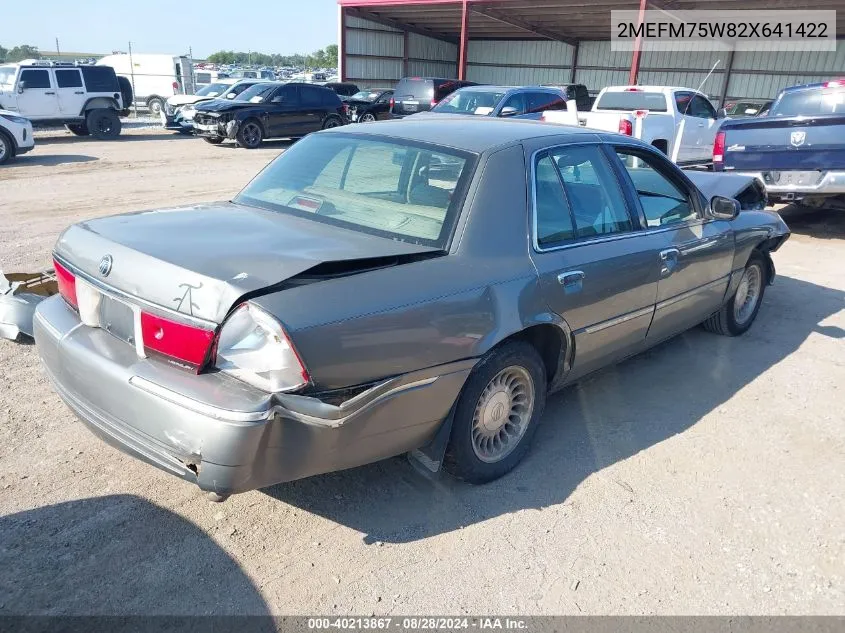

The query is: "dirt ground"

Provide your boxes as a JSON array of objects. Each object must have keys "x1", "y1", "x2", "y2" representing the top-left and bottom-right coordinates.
[{"x1": 0, "y1": 128, "x2": 843, "y2": 616}]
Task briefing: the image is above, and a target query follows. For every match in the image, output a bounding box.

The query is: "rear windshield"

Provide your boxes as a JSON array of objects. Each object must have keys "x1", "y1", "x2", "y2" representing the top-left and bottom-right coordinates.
[
  {"x1": 235, "y1": 135, "x2": 476, "y2": 248},
  {"x1": 395, "y1": 79, "x2": 433, "y2": 98},
  {"x1": 596, "y1": 91, "x2": 668, "y2": 112},
  {"x1": 433, "y1": 89, "x2": 507, "y2": 115},
  {"x1": 772, "y1": 87, "x2": 845, "y2": 116}
]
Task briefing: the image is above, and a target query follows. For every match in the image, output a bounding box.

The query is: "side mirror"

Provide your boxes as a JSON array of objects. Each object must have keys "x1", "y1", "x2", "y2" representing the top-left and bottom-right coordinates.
[
  {"x1": 499, "y1": 106, "x2": 519, "y2": 117},
  {"x1": 17, "y1": 81, "x2": 28, "y2": 93},
  {"x1": 717, "y1": 108, "x2": 727, "y2": 119},
  {"x1": 711, "y1": 195, "x2": 740, "y2": 220}
]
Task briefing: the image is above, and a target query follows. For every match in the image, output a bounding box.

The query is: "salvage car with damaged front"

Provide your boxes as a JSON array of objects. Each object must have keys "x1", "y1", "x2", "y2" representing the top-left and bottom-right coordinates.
[
  {"x1": 192, "y1": 81, "x2": 345, "y2": 148},
  {"x1": 34, "y1": 119, "x2": 789, "y2": 500}
]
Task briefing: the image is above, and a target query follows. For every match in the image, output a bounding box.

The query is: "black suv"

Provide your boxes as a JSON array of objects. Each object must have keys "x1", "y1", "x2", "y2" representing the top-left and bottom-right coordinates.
[
  {"x1": 192, "y1": 82, "x2": 346, "y2": 148},
  {"x1": 390, "y1": 77, "x2": 477, "y2": 117}
]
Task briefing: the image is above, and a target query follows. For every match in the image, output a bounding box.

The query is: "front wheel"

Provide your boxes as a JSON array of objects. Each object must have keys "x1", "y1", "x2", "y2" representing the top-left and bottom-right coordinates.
[
  {"x1": 0, "y1": 131, "x2": 12, "y2": 165},
  {"x1": 443, "y1": 341, "x2": 546, "y2": 484},
  {"x1": 235, "y1": 120, "x2": 263, "y2": 149},
  {"x1": 703, "y1": 253, "x2": 767, "y2": 336},
  {"x1": 86, "y1": 109, "x2": 122, "y2": 139},
  {"x1": 359, "y1": 112, "x2": 376, "y2": 123}
]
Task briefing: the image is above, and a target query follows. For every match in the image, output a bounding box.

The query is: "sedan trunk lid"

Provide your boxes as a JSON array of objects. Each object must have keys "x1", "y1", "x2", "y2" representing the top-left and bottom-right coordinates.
[{"x1": 55, "y1": 202, "x2": 440, "y2": 324}]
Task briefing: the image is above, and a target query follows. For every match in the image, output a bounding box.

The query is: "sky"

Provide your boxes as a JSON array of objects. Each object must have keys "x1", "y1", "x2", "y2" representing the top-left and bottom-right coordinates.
[{"x1": 3, "y1": 0, "x2": 340, "y2": 58}]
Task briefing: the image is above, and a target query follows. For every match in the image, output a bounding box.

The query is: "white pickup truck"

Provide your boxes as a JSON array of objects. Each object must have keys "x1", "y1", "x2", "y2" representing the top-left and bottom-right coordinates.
[{"x1": 581, "y1": 86, "x2": 723, "y2": 165}]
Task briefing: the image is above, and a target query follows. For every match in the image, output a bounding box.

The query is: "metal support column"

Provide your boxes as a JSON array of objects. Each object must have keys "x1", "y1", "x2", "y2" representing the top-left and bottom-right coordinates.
[
  {"x1": 569, "y1": 41, "x2": 579, "y2": 84},
  {"x1": 403, "y1": 29, "x2": 409, "y2": 77},
  {"x1": 628, "y1": 0, "x2": 647, "y2": 85},
  {"x1": 339, "y1": 5, "x2": 347, "y2": 81},
  {"x1": 719, "y1": 49, "x2": 736, "y2": 108},
  {"x1": 458, "y1": 0, "x2": 469, "y2": 81}
]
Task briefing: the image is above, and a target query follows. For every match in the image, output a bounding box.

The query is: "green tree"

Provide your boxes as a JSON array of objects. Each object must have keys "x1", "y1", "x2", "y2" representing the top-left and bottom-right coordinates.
[
  {"x1": 5, "y1": 44, "x2": 41, "y2": 62},
  {"x1": 0, "y1": 45, "x2": 8, "y2": 62}
]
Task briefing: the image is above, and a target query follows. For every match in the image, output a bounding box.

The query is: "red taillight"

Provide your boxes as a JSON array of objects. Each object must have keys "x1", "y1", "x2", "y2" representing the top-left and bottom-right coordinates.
[
  {"x1": 823, "y1": 79, "x2": 845, "y2": 88},
  {"x1": 342, "y1": 103, "x2": 349, "y2": 115},
  {"x1": 53, "y1": 259, "x2": 78, "y2": 309},
  {"x1": 713, "y1": 131, "x2": 726, "y2": 163},
  {"x1": 618, "y1": 119, "x2": 633, "y2": 136},
  {"x1": 430, "y1": 99, "x2": 438, "y2": 108},
  {"x1": 624, "y1": 87, "x2": 642, "y2": 92},
  {"x1": 172, "y1": 81, "x2": 179, "y2": 94},
  {"x1": 140, "y1": 311, "x2": 215, "y2": 371},
  {"x1": 389, "y1": 97, "x2": 394, "y2": 110}
]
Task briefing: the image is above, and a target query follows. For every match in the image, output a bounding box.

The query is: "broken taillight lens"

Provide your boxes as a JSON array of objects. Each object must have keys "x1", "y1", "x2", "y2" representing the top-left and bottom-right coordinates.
[
  {"x1": 618, "y1": 119, "x2": 633, "y2": 136},
  {"x1": 215, "y1": 303, "x2": 309, "y2": 393},
  {"x1": 53, "y1": 258, "x2": 78, "y2": 309},
  {"x1": 140, "y1": 311, "x2": 215, "y2": 372}
]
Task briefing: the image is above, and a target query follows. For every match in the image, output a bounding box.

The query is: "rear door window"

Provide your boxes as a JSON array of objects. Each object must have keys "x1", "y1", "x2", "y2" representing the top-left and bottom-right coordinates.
[
  {"x1": 55, "y1": 69, "x2": 83, "y2": 88},
  {"x1": 301, "y1": 85, "x2": 323, "y2": 107}
]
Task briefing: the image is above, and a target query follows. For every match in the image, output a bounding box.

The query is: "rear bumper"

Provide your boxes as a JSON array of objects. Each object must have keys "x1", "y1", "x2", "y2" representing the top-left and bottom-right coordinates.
[
  {"x1": 34, "y1": 296, "x2": 469, "y2": 495},
  {"x1": 735, "y1": 170, "x2": 845, "y2": 200}
]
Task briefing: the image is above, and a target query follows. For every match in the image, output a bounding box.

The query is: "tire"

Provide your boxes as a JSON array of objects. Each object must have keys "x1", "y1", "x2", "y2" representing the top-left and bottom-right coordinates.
[
  {"x1": 443, "y1": 341, "x2": 546, "y2": 484},
  {"x1": 146, "y1": 97, "x2": 165, "y2": 117},
  {"x1": 65, "y1": 123, "x2": 90, "y2": 136},
  {"x1": 703, "y1": 252, "x2": 767, "y2": 336},
  {"x1": 117, "y1": 76, "x2": 134, "y2": 115},
  {"x1": 359, "y1": 112, "x2": 376, "y2": 123},
  {"x1": 0, "y1": 131, "x2": 13, "y2": 165},
  {"x1": 235, "y1": 119, "x2": 263, "y2": 149},
  {"x1": 203, "y1": 136, "x2": 224, "y2": 145},
  {"x1": 86, "y1": 109, "x2": 122, "y2": 139},
  {"x1": 322, "y1": 116, "x2": 342, "y2": 130}
]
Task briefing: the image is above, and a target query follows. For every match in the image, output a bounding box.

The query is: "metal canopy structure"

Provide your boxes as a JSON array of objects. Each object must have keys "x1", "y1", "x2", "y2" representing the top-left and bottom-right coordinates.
[{"x1": 339, "y1": 0, "x2": 845, "y2": 82}]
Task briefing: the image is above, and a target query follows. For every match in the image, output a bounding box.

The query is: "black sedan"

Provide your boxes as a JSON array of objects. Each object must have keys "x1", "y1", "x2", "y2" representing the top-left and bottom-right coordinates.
[
  {"x1": 191, "y1": 82, "x2": 346, "y2": 148},
  {"x1": 347, "y1": 89, "x2": 394, "y2": 123}
]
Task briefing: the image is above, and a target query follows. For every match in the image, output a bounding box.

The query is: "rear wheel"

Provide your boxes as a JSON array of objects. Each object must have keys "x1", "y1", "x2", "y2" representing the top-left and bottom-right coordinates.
[
  {"x1": 0, "y1": 131, "x2": 13, "y2": 165},
  {"x1": 65, "y1": 122, "x2": 90, "y2": 136},
  {"x1": 703, "y1": 252, "x2": 767, "y2": 336},
  {"x1": 235, "y1": 119, "x2": 263, "y2": 149},
  {"x1": 443, "y1": 341, "x2": 546, "y2": 484},
  {"x1": 202, "y1": 136, "x2": 224, "y2": 145},
  {"x1": 359, "y1": 112, "x2": 376, "y2": 123},
  {"x1": 86, "y1": 109, "x2": 122, "y2": 139},
  {"x1": 146, "y1": 97, "x2": 165, "y2": 117},
  {"x1": 322, "y1": 116, "x2": 342, "y2": 130}
]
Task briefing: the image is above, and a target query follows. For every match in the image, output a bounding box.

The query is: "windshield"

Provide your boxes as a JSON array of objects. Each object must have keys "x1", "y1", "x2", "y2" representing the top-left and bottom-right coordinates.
[
  {"x1": 196, "y1": 82, "x2": 230, "y2": 97},
  {"x1": 235, "y1": 135, "x2": 475, "y2": 248},
  {"x1": 772, "y1": 87, "x2": 845, "y2": 116},
  {"x1": 235, "y1": 84, "x2": 276, "y2": 103},
  {"x1": 0, "y1": 67, "x2": 16, "y2": 89},
  {"x1": 433, "y1": 90, "x2": 507, "y2": 115},
  {"x1": 596, "y1": 91, "x2": 668, "y2": 112},
  {"x1": 351, "y1": 90, "x2": 380, "y2": 102}
]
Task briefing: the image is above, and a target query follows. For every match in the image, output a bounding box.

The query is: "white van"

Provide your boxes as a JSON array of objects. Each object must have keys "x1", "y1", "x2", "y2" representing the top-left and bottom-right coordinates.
[{"x1": 96, "y1": 54, "x2": 194, "y2": 116}]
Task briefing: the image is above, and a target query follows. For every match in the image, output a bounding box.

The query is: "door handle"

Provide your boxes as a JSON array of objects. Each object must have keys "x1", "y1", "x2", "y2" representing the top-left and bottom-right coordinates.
[
  {"x1": 557, "y1": 270, "x2": 585, "y2": 293},
  {"x1": 74, "y1": 91, "x2": 84, "y2": 95},
  {"x1": 698, "y1": 122, "x2": 705, "y2": 127},
  {"x1": 659, "y1": 249, "x2": 680, "y2": 276},
  {"x1": 45, "y1": 91, "x2": 56, "y2": 95}
]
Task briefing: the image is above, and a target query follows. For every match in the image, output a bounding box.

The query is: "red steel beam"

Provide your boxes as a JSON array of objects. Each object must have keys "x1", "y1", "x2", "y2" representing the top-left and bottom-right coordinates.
[
  {"x1": 628, "y1": 0, "x2": 647, "y2": 84},
  {"x1": 458, "y1": 0, "x2": 469, "y2": 80}
]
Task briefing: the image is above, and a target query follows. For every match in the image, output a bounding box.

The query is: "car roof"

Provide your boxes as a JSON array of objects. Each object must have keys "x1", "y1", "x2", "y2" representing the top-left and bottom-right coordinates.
[
  {"x1": 454, "y1": 85, "x2": 561, "y2": 94},
  {"x1": 321, "y1": 116, "x2": 603, "y2": 153}
]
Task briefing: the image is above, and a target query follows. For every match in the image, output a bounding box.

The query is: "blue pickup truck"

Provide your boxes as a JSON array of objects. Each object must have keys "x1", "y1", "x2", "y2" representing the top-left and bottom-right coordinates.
[{"x1": 714, "y1": 80, "x2": 845, "y2": 208}]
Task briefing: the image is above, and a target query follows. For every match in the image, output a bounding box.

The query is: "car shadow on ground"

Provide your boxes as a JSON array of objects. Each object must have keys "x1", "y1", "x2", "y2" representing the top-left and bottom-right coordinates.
[
  {"x1": 0, "y1": 495, "x2": 273, "y2": 619},
  {"x1": 264, "y1": 275, "x2": 844, "y2": 544},
  {"x1": 32, "y1": 133, "x2": 190, "y2": 145},
  {"x1": 214, "y1": 139, "x2": 299, "y2": 150},
  {"x1": 777, "y1": 204, "x2": 845, "y2": 240},
  {"x1": 6, "y1": 154, "x2": 97, "y2": 167}
]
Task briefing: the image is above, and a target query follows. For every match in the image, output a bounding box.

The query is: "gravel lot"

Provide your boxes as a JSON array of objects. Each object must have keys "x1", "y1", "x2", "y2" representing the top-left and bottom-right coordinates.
[{"x1": 1, "y1": 128, "x2": 843, "y2": 616}]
